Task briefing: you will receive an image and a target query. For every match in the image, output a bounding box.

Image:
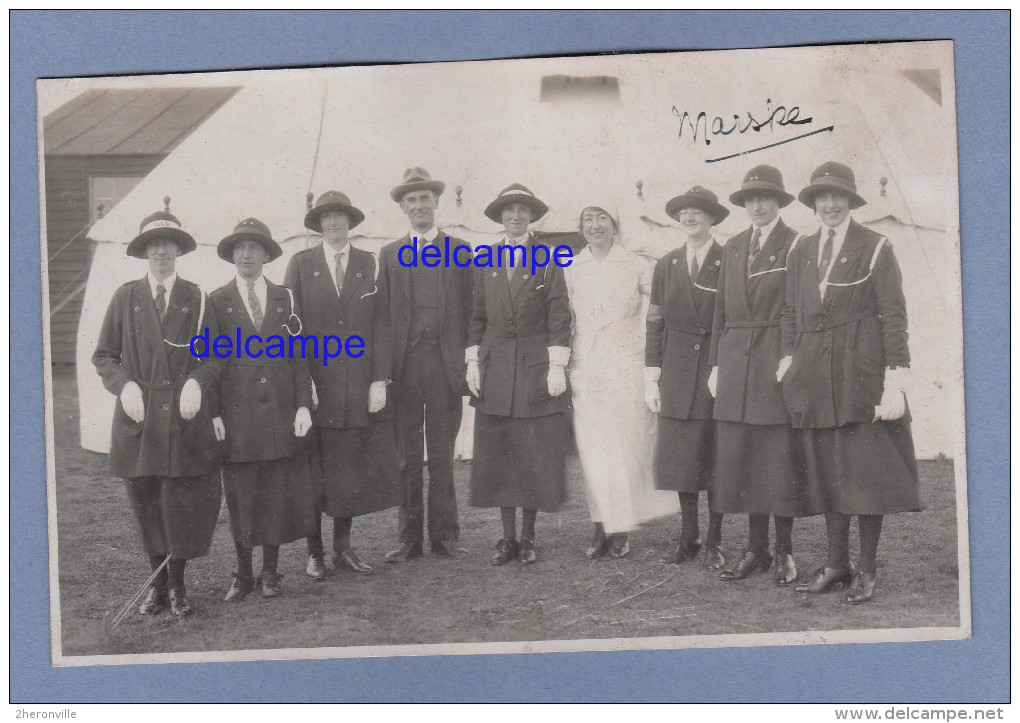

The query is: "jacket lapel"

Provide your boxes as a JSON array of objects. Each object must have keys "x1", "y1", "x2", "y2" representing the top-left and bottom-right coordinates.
[
  {"x1": 339, "y1": 249, "x2": 372, "y2": 308},
  {"x1": 162, "y1": 281, "x2": 191, "y2": 344},
  {"x1": 508, "y1": 235, "x2": 534, "y2": 300},
  {"x1": 262, "y1": 281, "x2": 288, "y2": 333},
  {"x1": 313, "y1": 244, "x2": 344, "y2": 316},
  {"x1": 800, "y1": 232, "x2": 825, "y2": 307},
  {"x1": 694, "y1": 242, "x2": 722, "y2": 320},
  {"x1": 132, "y1": 279, "x2": 169, "y2": 363},
  {"x1": 747, "y1": 219, "x2": 788, "y2": 294},
  {"x1": 825, "y1": 220, "x2": 866, "y2": 291}
]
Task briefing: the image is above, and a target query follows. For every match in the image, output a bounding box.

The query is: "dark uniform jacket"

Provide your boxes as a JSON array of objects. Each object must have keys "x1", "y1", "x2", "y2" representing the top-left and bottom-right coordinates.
[
  {"x1": 780, "y1": 219, "x2": 910, "y2": 429},
  {"x1": 467, "y1": 236, "x2": 571, "y2": 418},
  {"x1": 93, "y1": 276, "x2": 221, "y2": 478},
  {"x1": 379, "y1": 233, "x2": 472, "y2": 396},
  {"x1": 208, "y1": 277, "x2": 314, "y2": 462},
  {"x1": 283, "y1": 243, "x2": 392, "y2": 429},
  {"x1": 710, "y1": 219, "x2": 799, "y2": 425},
  {"x1": 646, "y1": 241, "x2": 723, "y2": 421}
]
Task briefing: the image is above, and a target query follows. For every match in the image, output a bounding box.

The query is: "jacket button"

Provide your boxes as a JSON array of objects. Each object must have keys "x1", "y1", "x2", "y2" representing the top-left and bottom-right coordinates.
[
  {"x1": 161, "y1": 403, "x2": 169, "y2": 411},
  {"x1": 260, "y1": 377, "x2": 267, "y2": 384},
  {"x1": 338, "y1": 320, "x2": 344, "y2": 326},
  {"x1": 694, "y1": 344, "x2": 701, "y2": 351},
  {"x1": 163, "y1": 379, "x2": 170, "y2": 385},
  {"x1": 817, "y1": 323, "x2": 824, "y2": 330}
]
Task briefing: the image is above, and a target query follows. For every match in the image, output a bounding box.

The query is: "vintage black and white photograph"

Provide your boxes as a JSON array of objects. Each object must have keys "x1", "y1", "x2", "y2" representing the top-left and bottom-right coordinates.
[{"x1": 39, "y1": 40, "x2": 968, "y2": 665}]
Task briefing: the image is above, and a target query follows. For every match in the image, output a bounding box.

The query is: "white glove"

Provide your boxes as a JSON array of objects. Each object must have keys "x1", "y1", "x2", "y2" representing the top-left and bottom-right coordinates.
[
  {"x1": 707, "y1": 366, "x2": 718, "y2": 398},
  {"x1": 644, "y1": 381, "x2": 661, "y2": 414},
  {"x1": 179, "y1": 378, "x2": 202, "y2": 421},
  {"x1": 120, "y1": 381, "x2": 145, "y2": 423},
  {"x1": 466, "y1": 362, "x2": 481, "y2": 397},
  {"x1": 547, "y1": 365, "x2": 567, "y2": 397},
  {"x1": 776, "y1": 356, "x2": 793, "y2": 383},
  {"x1": 212, "y1": 416, "x2": 226, "y2": 442},
  {"x1": 873, "y1": 368, "x2": 909, "y2": 422},
  {"x1": 294, "y1": 406, "x2": 312, "y2": 437},
  {"x1": 368, "y1": 381, "x2": 388, "y2": 414}
]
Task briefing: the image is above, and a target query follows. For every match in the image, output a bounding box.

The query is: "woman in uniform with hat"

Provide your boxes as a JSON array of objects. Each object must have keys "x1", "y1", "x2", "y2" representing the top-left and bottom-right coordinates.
[
  {"x1": 565, "y1": 203, "x2": 679, "y2": 559},
  {"x1": 465, "y1": 183, "x2": 571, "y2": 565},
  {"x1": 781, "y1": 162, "x2": 920, "y2": 603},
  {"x1": 284, "y1": 191, "x2": 400, "y2": 579},
  {"x1": 92, "y1": 202, "x2": 222, "y2": 616},
  {"x1": 209, "y1": 218, "x2": 318, "y2": 601},
  {"x1": 645, "y1": 186, "x2": 727, "y2": 570},
  {"x1": 709, "y1": 165, "x2": 821, "y2": 585}
]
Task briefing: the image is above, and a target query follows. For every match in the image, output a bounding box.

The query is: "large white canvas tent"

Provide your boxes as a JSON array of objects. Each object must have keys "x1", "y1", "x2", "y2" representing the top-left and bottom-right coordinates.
[{"x1": 76, "y1": 42, "x2": 961, "y2": 458}]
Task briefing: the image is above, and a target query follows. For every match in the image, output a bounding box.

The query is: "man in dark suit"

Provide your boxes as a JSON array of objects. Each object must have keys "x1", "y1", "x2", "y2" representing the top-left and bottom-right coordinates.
[
  {"x1": 379, "y1": 168, "x2": 472, "y2": 562},
  {"x1": 284, "y1": 191, "x2": 401, "y2": 579},
  {"x1": 92, "y1": 203, "x2": 222, "y2": 617}
]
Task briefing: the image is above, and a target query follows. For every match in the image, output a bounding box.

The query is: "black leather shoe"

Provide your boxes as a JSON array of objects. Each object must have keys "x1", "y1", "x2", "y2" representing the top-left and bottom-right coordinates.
[
  {"x1": 702, "y1": 544, "x2": 727, "y2": 571},
  {"x1": 659, "y1": 538, "x2": 702, "y2": 564},
  {"x1": 385, "y1": 542, "x2": 424, "y2": 563},
  {"x1": 333, "y1": 549, "x2": 373, "y2": 575},
  {"x1": 720, "y1": 549, "x2": 773, "y2": 580},
  {"x1": 518, "y1": 537, "x2": 537, "y2": 564},
  {"x1": 169, "y1": 587, "x2": 194, "y2": 617},
  {"x1": 431, "y1": 540, "x2": 467, "y2": 558},
  {"x1": 774, "y1": 552, "x2": 798, "y2": 586},
  {"x1": 259, "y1": 570, "x2": 282, "y2": 598},
  {"x1": 305, "y1": 554, "x2": 327, "y2": 580},
  {"x1": 794, "y1": 566, "x2": 853, "y2": 594},
  {"x1": 139, "y1": 585, "x2": 168, "y2": 615},
  {"x1": 846, "y1": 572, "x2": 878, "y2": 604},
  {"x1": 491, "y1": 538, "x2": 520, "y2": 565},
  {"x1": 608, "y1": 533, "x2": 631, "y2": 559},
  {"x1": 585, "y1": 537, "x2": 610, "y2": 560},
  {"x1": 224, "y1": 574, "x2": 254, "y2": 602}
]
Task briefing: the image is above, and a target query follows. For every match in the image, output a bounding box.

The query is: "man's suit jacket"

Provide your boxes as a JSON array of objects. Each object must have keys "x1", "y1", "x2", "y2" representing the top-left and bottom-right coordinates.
[
  {"x1": 92, "y1": 276, "x2": 221, "y2": 478},
  {"x1": 645, "y1": 241, "x2": 723, "y2": 421},
  {"x1": 467, "y1": 236, "x2": 571, "y2": 418},
  {"x1": 710, "y1": 219, "x2": 799, "y2": 425},
  {"x1": 780, "y1": 218, "x2": 910, "y2": 429},
  {"x1": 283, "y1": 243, "x2": 392, "y2": 429},
  {"x1": 208, "y1": 278, "x2": 314, "y2": 462},
  {"x1": 379, "y1": 233, "x2": 472, "y2": 395}
]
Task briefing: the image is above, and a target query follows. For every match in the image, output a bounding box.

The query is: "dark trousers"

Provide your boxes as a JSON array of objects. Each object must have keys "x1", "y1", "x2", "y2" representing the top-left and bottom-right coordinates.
[{"x1": 394, "y1": 340, "x2": 462, "y2": 544}]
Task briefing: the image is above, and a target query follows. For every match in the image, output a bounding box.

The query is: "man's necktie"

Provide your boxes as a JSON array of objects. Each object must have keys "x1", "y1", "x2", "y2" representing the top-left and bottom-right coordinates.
[
  {"x1": 690, "y1": 253, "x2": 700, "y2": 281},
  {"x1": 155, "y1": 283, "x2": 166, "y2": 325},
  {"x1": 247, "y1": 278, "x2": 264, "y2": 331},
  {"x1": 818, "y1": 228, "x2": 835, "y2": 282},
  {"x1": 505, "y1": 244, "x2": 515, "y2": 284},
  {"x1": 748, "y1": 227, "x2": 762, "y2": 270},
  {"x1": 334, "y1": 251, "x2": 346, "y2": 294}
]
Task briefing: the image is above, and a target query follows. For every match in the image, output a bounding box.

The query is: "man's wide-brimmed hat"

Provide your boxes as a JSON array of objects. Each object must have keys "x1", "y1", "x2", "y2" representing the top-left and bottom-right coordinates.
[
  {"x1": 729, "y1": 164, "x2": 795, "y2": 208},
  {"x1": 217, "y1": 217, "x2": 283, "y2": 262},
  {"x1": 125, "y1": 200, "x2": 197, "y2": 259},
  {"x1": 665, "y1": 185, "x2": 729, "y2": 225},
  {"x1": 390, "y1": 166, "x2": 445, "y2": 203},
  {"x1": 304, "y1": 190, "x2": 366, "y2": 232},
  {"x1": 798, "y1": 161, "x2": 867, "y2": 210},
  {"x1": 484, "y1": 183, "x2": 549, "y2": 224}
]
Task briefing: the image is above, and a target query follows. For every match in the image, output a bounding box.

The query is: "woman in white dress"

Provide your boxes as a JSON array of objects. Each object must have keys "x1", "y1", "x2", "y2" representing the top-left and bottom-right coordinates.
[{"x1": 565, "y1": 205, "x2": 680, "y2": 558}]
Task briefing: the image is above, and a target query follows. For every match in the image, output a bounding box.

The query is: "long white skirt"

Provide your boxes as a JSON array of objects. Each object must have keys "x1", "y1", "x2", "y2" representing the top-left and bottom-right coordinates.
[{"x1": 569, "y1": 365, "x2": 680, "y2": 534}]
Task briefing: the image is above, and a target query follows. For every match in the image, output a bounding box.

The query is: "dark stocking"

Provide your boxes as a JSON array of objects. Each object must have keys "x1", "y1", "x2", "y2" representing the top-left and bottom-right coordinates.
[
  {"x1": 148, "y1": 554, "x2": 168, "y2": 588},
  {"x1": 857, "y1": 514, "x2": 884, "y2": 574},
  {"x1": 500, "y1": 507, "x2": 517, "y2": 540},
  {"x1": 774, "y1": 515, "x2": 794, "y2": 555},
  {"x1": 824, "y1": 512, "x2": 852, "y2": 569},
  {"x1": 234, "y1": 541, "x2": 253, "y2": 580},
  {"x1": 678, "y1": 492, "x2": 699, "y2": 543},
  {"x1": 307, "y1": 515, "x2": 324, "y2": 557},
  {"x1": 521, "y1": 508, "x2": 537, "y2": 540},
  {"x1": 167, "y1": 558, "x2": 187, "y2": 590},
  {"x1": 748, "y1": 513, "x2": 770, "y2": 553},
  {"x1": 261, "y1": 545, "x2": 280, "y2": 575},
  {"x1": 333, "y1": 516, "x2": 353, "y2": 552}
]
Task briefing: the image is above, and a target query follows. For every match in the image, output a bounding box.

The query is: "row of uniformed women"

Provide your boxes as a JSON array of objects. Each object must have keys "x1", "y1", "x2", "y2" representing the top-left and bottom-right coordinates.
[{"x1": 545, "y1": 162, "x2": 920, "y2": 605}]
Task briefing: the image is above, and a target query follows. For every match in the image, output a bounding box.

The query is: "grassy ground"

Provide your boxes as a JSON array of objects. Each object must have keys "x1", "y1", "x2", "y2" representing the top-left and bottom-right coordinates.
[{"x1": 51, "y1": 366, "x2": 961, "y2": 658}]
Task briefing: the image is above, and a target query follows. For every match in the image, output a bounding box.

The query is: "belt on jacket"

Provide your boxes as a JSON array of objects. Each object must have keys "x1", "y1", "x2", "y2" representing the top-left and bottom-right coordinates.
[
  {"x1": 725, "y1": 319, "x2": 780, "y2": 328},
  {"x1": 666, "y1": 323, "x2": 710, "y2": 335},
  {"x1": 130, "y1": 376, "x2": 188, "y2": 391},
  {"x1": 797, "y1": 311, "x2": 876, "y2": 333},
  {"x1": 490, "y1": 330, "x2": 544, "y2": 340}
]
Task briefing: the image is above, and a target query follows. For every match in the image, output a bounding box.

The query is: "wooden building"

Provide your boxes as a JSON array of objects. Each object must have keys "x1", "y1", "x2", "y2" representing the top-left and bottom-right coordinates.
[{"x1": 43, "y1": 86, "x2": 239, "y2": 364}]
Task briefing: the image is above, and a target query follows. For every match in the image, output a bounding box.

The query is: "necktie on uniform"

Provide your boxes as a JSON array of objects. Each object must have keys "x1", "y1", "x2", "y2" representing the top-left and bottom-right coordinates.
[
  {"x1": 334, "y1": 251, "x2": 346, "y2": 294},
  {"x1": 690, "y1": 252, "x2": 700, "y2": 281},
  {"x1": 155, "y1": 283, "x2": 166, "y2": 325},
  {"x1": 818, "y1": 228, "x2": 835, "y2": 282},
  {"x1": 246, "y1": 278, "x2": 264, "y2": 331},
  {"x1": 504, "y1": 244, "x2": 516, "y2": 284},
  {"x1": 748, "y1": 227, "x2": 762, "y2": 270}
]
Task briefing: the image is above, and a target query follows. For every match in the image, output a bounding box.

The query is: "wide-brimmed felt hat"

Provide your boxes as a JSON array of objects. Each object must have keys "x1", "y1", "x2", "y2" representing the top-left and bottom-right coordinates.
[
  {"x1": 217, "y1": 217, "x2": 283, "y2": 262},
  {"x1": 729, "y1": 164, "x2": 795, "y2": 208},
  {"x1": 665, "y1": 185, "x2": 729, "y2": 225},
  {"x1": 125, "y1": 202, "x2": 197, "y2": 259},
  {"x1": 798, "y1": 161, "x2": 867, "y2": 210},
  {"x1": 390, "y1": 166, "x2": 445, "y2": 203},
  {"x1": 484, "y1": 183, "x2": 549, "y2": 224},
  {"x1": 304, "y1": 190, "x2": 365, "y2": 232}
]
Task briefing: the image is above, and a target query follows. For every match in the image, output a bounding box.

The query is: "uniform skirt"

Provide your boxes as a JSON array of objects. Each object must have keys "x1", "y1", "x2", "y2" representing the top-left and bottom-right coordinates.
[
  {"x1": 222, "y1": 456, "x2": 318, "y2": 548},
  {"x1": 314, "y1": 420, "x2": 401, "y2": 518},
  {"x1": 799, "y1": 419, "x2": 921, "y2": 515},
  {"x1": 470, "y1": 411, "x2": 568, "y2": 512},
  {"x1": 654, "y1": 417, "x2": 714, "y2": 494},
  {"x1": 713, "y1": 421, "x2": 823, "y2": 517},
  {"x1": 125, "y1": 474, "x2": 222, "y2": 559}
]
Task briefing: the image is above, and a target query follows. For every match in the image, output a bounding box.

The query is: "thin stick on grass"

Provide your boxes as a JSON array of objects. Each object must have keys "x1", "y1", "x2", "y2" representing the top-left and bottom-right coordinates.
[{"x1": 557, "y1": 571, "x2": 679, "y2": 631}]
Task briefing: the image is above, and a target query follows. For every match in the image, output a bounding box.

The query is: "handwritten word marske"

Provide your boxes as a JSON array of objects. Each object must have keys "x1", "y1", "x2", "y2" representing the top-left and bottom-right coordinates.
[{"x1": 672, "y1": 99, "x2": 813, "y2": 147}]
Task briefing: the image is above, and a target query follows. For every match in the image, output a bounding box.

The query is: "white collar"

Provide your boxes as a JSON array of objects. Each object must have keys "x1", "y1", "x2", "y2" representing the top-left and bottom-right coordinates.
[
  {"x1": 235, "y1": 274, "x2": 266, "y2": 291},
  {"x1": 409, "y1": 226, "x2": 439, "y2": 245},
  {"x1": 818, "y1": 215, "x2": 853, "y2": 261},
  {"x1": 685, "y1": 238, "x2": 714, "y2": 266},
  {"x1": 147, "y1": 271, "x2": 177, "y2": 298},
  {"x1": 750, "y1": 215, "x2": 780, "y2": 242},
  {"x1": 323, "y1": 239, "x2": 351, "y2": 257},
  {"x1": 504, "y1": 232, "x2": 531, "y2": 246}
]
